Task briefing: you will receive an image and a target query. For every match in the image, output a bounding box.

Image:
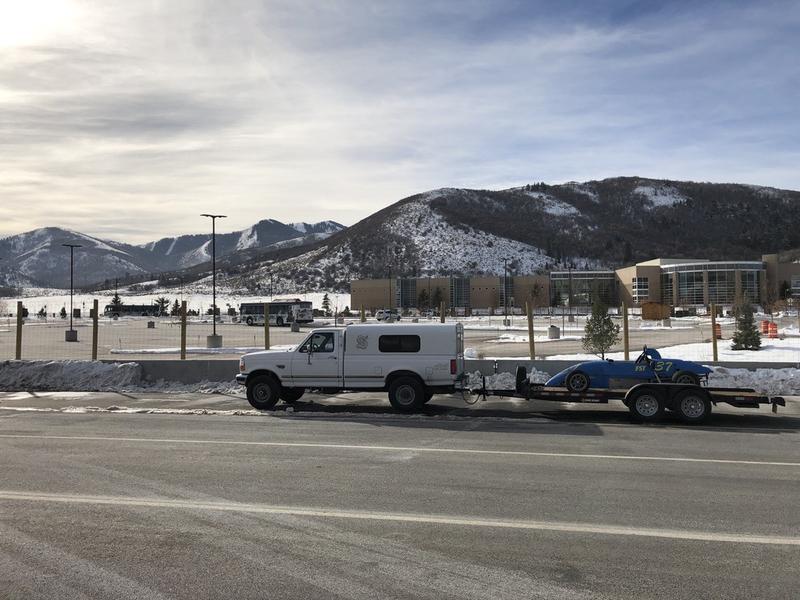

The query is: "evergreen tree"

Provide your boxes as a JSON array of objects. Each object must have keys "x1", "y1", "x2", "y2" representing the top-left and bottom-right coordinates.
[
  {"x1": 431, "y1": 288, "x2": 444, "y2": 312},
  {"x1": 582, "y1": 298, "x2": 620, "y2": 359},
  {"x1": 155, "y1": 296, "x2": 170, "y2": 316},
  {"x1": 417, "y1": 288, "x2": 430, "y2": 310},
  {"x1": 170, "y1": 299, "x2": 181, "y2": 316},
  {"x1": 731, "y1": 296, "x2": 761, "y2": 351},
  {"x1": 60, "y1": 306, "x2": 67, "y2": 319},
  {"x1": 321, "y1": 293, "x2": 331, "y2": 317},
  {"x1": 110, "y1": 292, "x2": 123, "y2": 309}
]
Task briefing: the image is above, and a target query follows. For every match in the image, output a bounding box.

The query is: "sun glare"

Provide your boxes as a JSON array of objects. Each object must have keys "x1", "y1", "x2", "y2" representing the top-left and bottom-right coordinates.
[{"x1": 0, "y1": 0, "x2": 78, "y2": 47}]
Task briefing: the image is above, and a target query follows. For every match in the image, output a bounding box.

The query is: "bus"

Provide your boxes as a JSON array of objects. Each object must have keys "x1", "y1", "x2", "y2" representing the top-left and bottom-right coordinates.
[
  {"x1": 104, "y1": 304, "x2": 161, "y2": 317},
  {"x1": 239, "y1": 299, "x2": 314, "y2": 326}
]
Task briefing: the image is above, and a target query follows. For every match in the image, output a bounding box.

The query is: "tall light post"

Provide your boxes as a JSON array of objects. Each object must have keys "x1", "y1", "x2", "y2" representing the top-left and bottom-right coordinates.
[
  {"x1": 502, "y1": 257, "x2": 510, "y2": 326},
  {"x1": 62, "y1": 243, "x2": 82, "y2": 342},
  {"x1": 201, "y1": 214, "x2": 226, "y2": 348}
]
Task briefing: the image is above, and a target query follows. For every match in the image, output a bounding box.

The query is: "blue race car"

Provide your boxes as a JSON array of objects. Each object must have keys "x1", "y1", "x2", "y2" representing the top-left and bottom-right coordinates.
[{"x1": 546, "y1": 347, "x2": 712, "y2": 392}]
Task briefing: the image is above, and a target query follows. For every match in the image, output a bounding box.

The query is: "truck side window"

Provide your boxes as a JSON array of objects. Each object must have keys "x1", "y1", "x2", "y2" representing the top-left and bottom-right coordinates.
[
  {"x1": 378, "y1": 335, "x2": 421, "y2": 353},
  {"x1": 301, "y1": 332, "x2": 334, "y2": 353}
]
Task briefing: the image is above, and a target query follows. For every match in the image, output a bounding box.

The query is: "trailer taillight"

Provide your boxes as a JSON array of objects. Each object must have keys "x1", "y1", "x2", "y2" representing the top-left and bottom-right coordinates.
[{"x1": 450, "y1": 359, "x2": 457, "y2": 375}]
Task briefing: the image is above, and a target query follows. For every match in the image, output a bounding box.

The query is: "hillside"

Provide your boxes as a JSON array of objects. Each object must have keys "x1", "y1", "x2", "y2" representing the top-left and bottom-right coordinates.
[
  {"x1": 0, "y1": 220, "x2": 344, "y2": 289},
  {"x1": 234, "y1": 177, "x2": 800, "y2": 293}
]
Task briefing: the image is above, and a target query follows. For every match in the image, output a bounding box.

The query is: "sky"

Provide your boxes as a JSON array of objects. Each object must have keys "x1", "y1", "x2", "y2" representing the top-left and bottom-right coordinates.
[{"x1": 1, "y1": 0, "x2": 799, "y2": 243}]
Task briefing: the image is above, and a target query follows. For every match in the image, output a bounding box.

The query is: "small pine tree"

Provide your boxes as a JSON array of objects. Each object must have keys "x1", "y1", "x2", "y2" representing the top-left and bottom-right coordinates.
[
  {"x1": 321, "y1": 293, "x2": 331, "y2": 317},
  {"x1": 110, "y1": 292, "x2": 123, "y2": 309},
  {"x1": 60, "y1": 306, "x2": 67, "y2": 319},
  {"x1": 417, "y1": 288, "x2": 430, "y2": 310},
  {"x1": 170, "y1": 299, "x2": 181, "y2": 316},
  {"x1": 731, "y1": 296, "x2": 761, "y2": 351},
  {"x1": 582, "y1": 299, "x2": 620, "y2": 359},
  {"x1": 155, "y1": 296, "x2": 170, "y2": 316}
]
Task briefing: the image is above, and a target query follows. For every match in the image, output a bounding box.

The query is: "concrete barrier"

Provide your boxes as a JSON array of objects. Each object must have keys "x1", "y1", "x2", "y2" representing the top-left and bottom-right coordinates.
[{"x1": 123, "y1": 358, "x2": 800, "y2": 384}]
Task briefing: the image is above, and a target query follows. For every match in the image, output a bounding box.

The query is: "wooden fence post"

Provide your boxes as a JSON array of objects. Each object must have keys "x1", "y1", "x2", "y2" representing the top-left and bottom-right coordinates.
[
  {"x1": 92, "y1": 299, "x2": 99, "y2": 360},
  {"x1": 526, "y1": 301, "x2": 535, "y2": 359},
  {"x1": 622, "y1": 302, "x2": 629, "y2": 361},
  {"x1": 440, "y1": 301, "x2": 445, "y2": 323},
  {"x1": 711, "y1": 303, "x2": 718, "y2": 362},
  {"x1": 180, "y1": 301, "x2": 187, "y2": 360},
  {"x1": 15, "y1": 301, "x2": 23, "y2": 360},
  {"x1": 264, "y1": 303, "x2": 271, "y2": 350},
  {"x1": 360, "y1": 305, "x2": 366, "y2": 323}
]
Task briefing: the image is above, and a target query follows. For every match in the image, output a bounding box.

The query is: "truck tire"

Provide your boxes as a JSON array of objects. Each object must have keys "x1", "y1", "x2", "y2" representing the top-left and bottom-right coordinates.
[
  {"x1": 627, "y1": 388, "x2": 665, "y2": 423},
  {"x1": 674, "y1": 389, "x2": 711, "y2": 424},
  {"x1": 280, "y1": 388, "x2": 305, "y2": 403},
  {"x1": 245, "y1": 316, "x2": 254, "y2": 326},
  {"x1": 388, "y1": 376, "x2": 426, "y2": 412},
  {"x1": 247, "y1": 375, "x2": 281, "y2": 410},
  {"x1": 566, "y1": 370, "x2": 590, "y2": 393},
  {"x1": 672, "y1": 371, "x2": 699, "y2": 385}
]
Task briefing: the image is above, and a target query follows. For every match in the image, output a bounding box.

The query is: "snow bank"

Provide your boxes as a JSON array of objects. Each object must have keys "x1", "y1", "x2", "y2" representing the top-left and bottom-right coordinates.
[
  {"x1": 0, "y1": 360, "x2": 142, "y2": 391},
  {"x1": 464, "y1": 367, "x2": 550, "y2": 391},
  {"x1": 709, "y1": 367, "x2": 800, "y2": 397}
]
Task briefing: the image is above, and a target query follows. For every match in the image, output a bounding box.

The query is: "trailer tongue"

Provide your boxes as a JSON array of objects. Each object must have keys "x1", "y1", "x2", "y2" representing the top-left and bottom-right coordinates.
[{"x1": 462, "y1": 366, "x2": 785, "y2": 424}]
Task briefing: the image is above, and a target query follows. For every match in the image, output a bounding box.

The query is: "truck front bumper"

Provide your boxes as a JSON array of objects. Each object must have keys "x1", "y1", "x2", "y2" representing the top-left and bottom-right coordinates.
[{"x1": 235, "y1": 374, "x2": 248, "y2": 385}]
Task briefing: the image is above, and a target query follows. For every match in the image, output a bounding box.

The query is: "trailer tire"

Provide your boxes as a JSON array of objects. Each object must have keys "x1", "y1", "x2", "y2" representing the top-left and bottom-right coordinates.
[
  {"x1": 672, "y1": 371, "x2": 699, "y2": 386},
  {"x1": 674, "y1": 389, "x2": 711, "y2": 424},
  {"x1": 388, "y1": 376, "x2": 425, "y2": 412},
  {"x1": 627, "y1": 388, "x2": 665, "y2": 423},
  {"x1": 246, "y1": 375, "x2": 281, "y2": 410},
  {"x1": 566, "y1": 371, "x2": 590, "y2": 393},
  {"x1": 280, "y1": 387, "x2": 305, "y2": 403}
]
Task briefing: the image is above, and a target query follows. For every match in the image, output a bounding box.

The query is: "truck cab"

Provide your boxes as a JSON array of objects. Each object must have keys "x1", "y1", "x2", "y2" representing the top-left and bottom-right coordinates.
[{"x1": 236, "y1": 323, "x2": 464, "y2": 412}]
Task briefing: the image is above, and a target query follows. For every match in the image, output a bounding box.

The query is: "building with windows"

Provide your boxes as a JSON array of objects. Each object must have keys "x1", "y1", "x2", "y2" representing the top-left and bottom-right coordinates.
[{"x1": 350, "y1": 253, "x2": 800, "y2": 314}]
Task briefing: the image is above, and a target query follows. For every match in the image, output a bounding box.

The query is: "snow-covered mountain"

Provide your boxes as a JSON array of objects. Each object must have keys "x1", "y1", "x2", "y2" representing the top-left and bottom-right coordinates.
[{"x1": 0, "y1": 220, "x2": 345, "y2": 288}]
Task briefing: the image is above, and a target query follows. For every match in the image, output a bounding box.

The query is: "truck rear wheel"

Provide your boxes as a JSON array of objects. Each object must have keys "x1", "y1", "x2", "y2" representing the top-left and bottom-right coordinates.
[
  {"x1": 627, "y1": 388, "x2": 664, "y2": 423},
  {"x1": 247, "y1": 375, "x2": 281, "y2": 410},
  {"x1": 388, "y1": 377, "x2": 425, "y2": 412},
  {"x1": 674, "y1": 389, "x2": 711, "y2": 424}
]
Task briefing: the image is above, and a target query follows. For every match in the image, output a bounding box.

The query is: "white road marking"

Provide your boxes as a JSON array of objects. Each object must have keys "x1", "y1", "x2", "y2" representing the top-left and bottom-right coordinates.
[
  {"x1": 0, "y1": 433, "x2": 798, "y2": 467},
  {"x1": 0, "y1": 490, "x2": 796, "y2": 546}
]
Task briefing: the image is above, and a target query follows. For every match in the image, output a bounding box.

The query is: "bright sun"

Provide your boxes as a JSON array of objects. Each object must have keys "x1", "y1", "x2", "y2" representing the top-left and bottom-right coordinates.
[{"x1": 0, "y1": 0, "x2": 78, "y2": 48}]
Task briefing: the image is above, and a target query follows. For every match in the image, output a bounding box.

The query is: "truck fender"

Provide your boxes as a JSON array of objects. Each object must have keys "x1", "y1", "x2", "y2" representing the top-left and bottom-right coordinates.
[
  {"x1": 385, "y1": 370, "x2": 425, "y2": 390},
  {"x1": 246, "y1": 369, "x2": 283, "y2": 387}
]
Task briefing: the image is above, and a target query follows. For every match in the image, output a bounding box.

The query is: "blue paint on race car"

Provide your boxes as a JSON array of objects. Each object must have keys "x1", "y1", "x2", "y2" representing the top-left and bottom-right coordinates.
[{"x1": 546, "y1": 347, "x2": 712, "y2": 392}]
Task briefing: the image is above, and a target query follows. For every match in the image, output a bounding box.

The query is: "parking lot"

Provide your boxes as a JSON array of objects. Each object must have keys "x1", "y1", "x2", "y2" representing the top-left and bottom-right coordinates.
[{"x1": 1, "y1": 391, "x2": 798, "y2": 599}]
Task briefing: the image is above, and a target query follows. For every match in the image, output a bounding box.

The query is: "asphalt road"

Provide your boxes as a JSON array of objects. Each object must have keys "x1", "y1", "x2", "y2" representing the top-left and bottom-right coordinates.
[{"x1": 1, "y1": 392, "x2": 798, "y2": 599}]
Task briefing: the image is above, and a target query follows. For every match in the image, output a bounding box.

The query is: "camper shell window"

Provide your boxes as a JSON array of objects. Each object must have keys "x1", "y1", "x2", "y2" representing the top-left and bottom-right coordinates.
[{"x1": 379, "y1": 335, "x2": 421, "y2": 353}]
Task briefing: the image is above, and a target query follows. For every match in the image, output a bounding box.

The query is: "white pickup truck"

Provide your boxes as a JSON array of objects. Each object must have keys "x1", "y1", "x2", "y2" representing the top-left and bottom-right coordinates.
[{"x1": 236, "y1": 323, "x2": 465, "y2": 412}]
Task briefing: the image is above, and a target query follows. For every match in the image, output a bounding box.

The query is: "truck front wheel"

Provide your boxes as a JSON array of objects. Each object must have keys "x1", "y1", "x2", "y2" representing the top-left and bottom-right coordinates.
[
  {"x1": 247, "y1": 375, "x2": 281, "y2": 410},
  {"x1": 388, "y1": 377, "x2": 425, "y2": 412}
]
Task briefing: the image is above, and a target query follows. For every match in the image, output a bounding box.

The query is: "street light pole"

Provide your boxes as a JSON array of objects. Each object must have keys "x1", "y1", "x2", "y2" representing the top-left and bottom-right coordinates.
[
  {"x1": 201, "y1": 214, "x2": 226, "y2": 347},
  {"x1": 62, "y1": 243, "x2": 82, "y2": 342},
  {"x1": 502, "y1": 257, "x2": 510, "y2": 326}
]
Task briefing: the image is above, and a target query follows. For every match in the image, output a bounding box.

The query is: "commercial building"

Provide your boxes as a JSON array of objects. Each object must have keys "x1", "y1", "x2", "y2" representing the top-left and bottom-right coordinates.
[{"x1": 350, "y1": 253, "x2": 800, "y2": 314}]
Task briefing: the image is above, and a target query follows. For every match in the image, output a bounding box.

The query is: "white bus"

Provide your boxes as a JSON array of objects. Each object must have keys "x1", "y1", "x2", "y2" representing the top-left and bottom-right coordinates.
[{"x1": 239, "y1": 299, "x2": 314, "y2": 327}]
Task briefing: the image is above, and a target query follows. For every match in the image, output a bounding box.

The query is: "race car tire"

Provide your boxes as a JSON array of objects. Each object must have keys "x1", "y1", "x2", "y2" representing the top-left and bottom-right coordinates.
[
  {"x1": 672, "y1": 371, "x2": 700, "y2": 386},
  {"x1": 565, "y1": 371, "x2": 591, "y2": 393}
]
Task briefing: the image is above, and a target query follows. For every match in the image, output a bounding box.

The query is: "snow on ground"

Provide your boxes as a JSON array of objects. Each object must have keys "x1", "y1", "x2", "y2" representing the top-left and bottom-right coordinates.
[
  {"x1": 523, "y1": 191, "x2": 580, "y2": 216},
  {"x1": 0, "y1": 360, "x2": 142, "y2": 391},
  {"x1": 546, "y1": 336, "x2": 800, "y2": 363},
  {"x1": 634, "y1": 184, "x2": 688, "y2": 208},
  {"x1": 491, "y1": 333, "x2": 582, "y2": 343},
  {"x1": 709, "y1": 368, "x2": 800, "y2": 396},
  {"x1": 110, "y1": 345, "x2": 295, "y2": 355}
]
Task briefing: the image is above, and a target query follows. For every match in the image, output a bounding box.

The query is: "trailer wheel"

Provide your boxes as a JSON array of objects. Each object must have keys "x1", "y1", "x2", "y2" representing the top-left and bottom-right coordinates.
[
  {"x1": 246, "y1": 375, "x2": 281, "y2": 410},
  {"x1": 674, "y1": 389, "x2": 711, "y2": 424},
  {"x1": 672, "y1": 371, "x2": 699, "y2": 385},
  {"x1": 566, "y1": 371, "x2": 590, "y2": 393},
  {"x1": 280, "y1": 387, "x2": 305, "y2": 403},
  {"x1": 388, "y1": 377, "x2": 425, "y2": 412},
  {"x1": 627, "y1": 388, "x2": 665, "y2": 423}
]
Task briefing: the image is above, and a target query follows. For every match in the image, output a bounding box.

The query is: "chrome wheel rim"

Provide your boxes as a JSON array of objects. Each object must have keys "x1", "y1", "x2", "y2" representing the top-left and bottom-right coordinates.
[
  {"x1": 680, "y1": 396, "x2": 705, "y2": 418},
  {"x1": 635, "y1": 394, "x2": 659, "y2": 417}
]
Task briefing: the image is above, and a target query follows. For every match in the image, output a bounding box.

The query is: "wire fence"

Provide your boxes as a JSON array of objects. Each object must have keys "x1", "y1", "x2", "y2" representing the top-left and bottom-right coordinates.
[{"x1": 1, "y1": 298, "x2": 797, "y2": 362}]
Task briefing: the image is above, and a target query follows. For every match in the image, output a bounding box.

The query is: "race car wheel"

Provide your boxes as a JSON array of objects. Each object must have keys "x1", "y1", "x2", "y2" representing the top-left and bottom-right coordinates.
[
  {"x1": 627, "y1": 388, "x2": 665, "y2": 423},
  {"x1": 246, "y1": 375, "x2": 281, "y2": 410},
  {"x1": 565, "y1": 371, "x2": 590, "y2": 393},
  {"x1": 280, "y1": 387, "x2": 305, "y2": 403},
  {"x1": 674, "y1": 390, "x2": 711, "y2": 424},
  {"x1": 672, "y1": 371, "x2": 700, "y2": 386}
]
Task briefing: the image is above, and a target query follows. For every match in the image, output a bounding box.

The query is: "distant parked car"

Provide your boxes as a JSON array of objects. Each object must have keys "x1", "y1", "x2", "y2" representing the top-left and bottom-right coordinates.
[
  {"x1": 375, "y1": 309, "x2": 401, "y2": 321},
  {"x1": 546, "y1": 347, "x2": 712, "y2": 392}
]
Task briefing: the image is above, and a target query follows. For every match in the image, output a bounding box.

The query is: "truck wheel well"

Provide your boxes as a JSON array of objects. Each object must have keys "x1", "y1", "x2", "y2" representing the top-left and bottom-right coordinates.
[
  {"x1": 385, "y1": 370, "x2": 425, "y2": 390},
  {"x1": 246, "y1": 370, "x2": 281, "y2": 386}
]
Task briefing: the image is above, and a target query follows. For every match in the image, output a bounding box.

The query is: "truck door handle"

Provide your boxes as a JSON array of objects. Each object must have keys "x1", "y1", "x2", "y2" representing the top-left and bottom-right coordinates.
[{"x1": 327, "y1": 356, "x2": 337, "y2": 360}]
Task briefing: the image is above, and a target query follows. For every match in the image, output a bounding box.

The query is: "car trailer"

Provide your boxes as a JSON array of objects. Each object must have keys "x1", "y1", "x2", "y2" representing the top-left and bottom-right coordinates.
[{"x1": 463, "y1": 366, "x2": 785, "y2": 424}]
